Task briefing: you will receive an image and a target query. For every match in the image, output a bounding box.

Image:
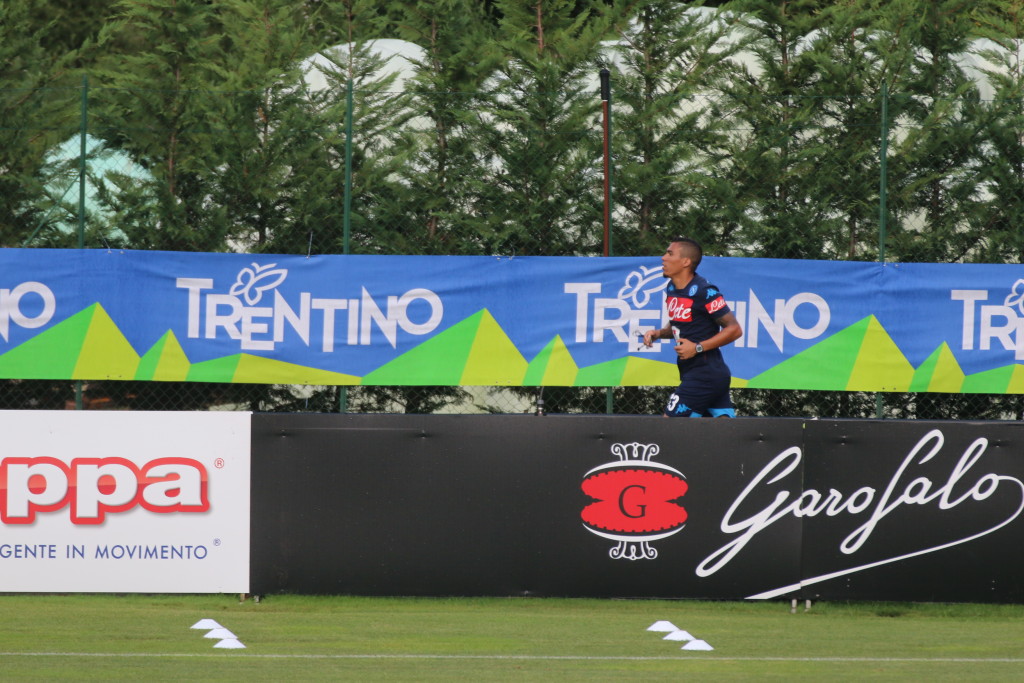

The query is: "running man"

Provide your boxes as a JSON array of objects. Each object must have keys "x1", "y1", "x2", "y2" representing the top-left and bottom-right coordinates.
[{"x1": 643, "y1": 237, "x2": 742, "y2": 417}]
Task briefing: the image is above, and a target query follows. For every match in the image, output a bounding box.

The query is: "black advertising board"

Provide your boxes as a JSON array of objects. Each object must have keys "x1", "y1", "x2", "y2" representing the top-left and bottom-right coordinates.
[
  {"x1": 250, "y1": 414, "x2": 806, "y2": 599},
  {"x1": 250, "y1": 415, "x2": 1024, "y2": 602},
  {"x1": 795, "y1": 420, "x2": 1024, "y2": 602}
]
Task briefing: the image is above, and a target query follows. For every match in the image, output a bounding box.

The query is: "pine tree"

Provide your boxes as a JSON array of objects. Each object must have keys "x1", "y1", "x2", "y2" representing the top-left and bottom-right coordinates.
[
  {"x1": 392, "y1": 0, "x2": 503, "y2": 254},
  {"x1": 90, "y1": 0, "x2": 234, "y2": 251},
  {"x1": 202, "y1": 0, "x2": 328, "y2": 254},
  {"x1": 879, "y1": 0, "x2": 990, "y2": 262},
  {"x1": 28, "y1": 0, "x2": 112, "y2": 67},
  {"x1": 787, "y1": 0, "x2": 891, "y2": 260},
  {"x1": 966, "y1": 0, "x2": 1024, "y2": 263},
  {"x1": 0, "y1": 0, "x2": 80, "y2": 248},
  {"x1": 302, "y1": 0, "x2": 417, "y2": 255},
  {"x1": 709, "y1": 0, "x2": 837, "y2": 259},
  {"x1": 608, "y1": 0, "x2": 741, "y2": 256},
  {"x1": 470, "y1": 0, "x2": 615, "y2": 255}
]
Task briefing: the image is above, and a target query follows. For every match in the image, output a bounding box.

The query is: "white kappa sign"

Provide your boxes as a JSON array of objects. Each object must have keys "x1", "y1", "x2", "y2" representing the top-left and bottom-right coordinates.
[{"x1": 0, "y1": 411, "x2": 250, "y2": 593}]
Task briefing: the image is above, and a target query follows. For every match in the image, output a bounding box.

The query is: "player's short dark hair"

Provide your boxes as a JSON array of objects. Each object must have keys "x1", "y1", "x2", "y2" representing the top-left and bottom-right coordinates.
[{"x1": 672, "y1": 237, "x2": 703, "y2": 268}]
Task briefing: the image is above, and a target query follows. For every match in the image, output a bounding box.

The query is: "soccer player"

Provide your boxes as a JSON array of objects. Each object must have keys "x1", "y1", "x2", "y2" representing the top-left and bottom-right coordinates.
[{"x1": 642, "y1": 237, "x2": 742, "y2": 417}]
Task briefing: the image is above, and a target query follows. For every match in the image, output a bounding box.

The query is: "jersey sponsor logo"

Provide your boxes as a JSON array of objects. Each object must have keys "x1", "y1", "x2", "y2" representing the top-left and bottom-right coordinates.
[
  {"x1": 706, "y1": 296, "x2": 726, "y2": 315},
  {"x1": 666, "y1": 296, "x2": 693, "y2": 321}
]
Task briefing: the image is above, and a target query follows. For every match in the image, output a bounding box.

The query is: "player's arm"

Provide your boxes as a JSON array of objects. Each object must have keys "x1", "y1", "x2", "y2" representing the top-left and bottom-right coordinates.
[
  {"x1": 675, "y1": 312, "x2": 742, "y2": 359},
  {"x1": 642, "y1": 325, "x2": 673, "y2": 347},
  {"x1": 704, "y1": 311, "x2": 742, "y2": 350}
]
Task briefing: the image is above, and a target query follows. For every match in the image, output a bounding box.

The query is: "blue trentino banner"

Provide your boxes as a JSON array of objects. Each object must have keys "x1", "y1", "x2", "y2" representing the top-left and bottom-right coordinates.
[{"x1": 0, "y1": 249, "x2": 1022, "y2": 392}]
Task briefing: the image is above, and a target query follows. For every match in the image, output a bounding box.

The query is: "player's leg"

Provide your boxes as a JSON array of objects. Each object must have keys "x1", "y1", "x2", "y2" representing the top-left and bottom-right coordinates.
[
  {"x1": 706, "y1": 383, "x2": 736, "y2": 417},
  {"x1": 664, "y1": 386, "x2": 705, "y2": 417},
  {"x1": 704, "y1": 366, "x2": 737, "y2": 413},
  {"x1": 664, "y1": 366, "x2": 731, "y2": 418}
]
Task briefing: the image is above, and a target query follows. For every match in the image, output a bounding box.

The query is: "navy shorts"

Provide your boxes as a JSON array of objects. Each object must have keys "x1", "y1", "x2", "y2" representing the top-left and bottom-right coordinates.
[{"x1": 664, "y1": 363, "x2": 734, "y2": 418}]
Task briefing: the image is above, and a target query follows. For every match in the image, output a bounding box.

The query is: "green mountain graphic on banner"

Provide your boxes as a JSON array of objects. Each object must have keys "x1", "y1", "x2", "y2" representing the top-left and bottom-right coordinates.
[
  {"x1": 961, "y1": 363, "x2": 1024, "y2": 393},
  {"x1": 186, "y1": 354, "x2": 242, "y2": 382},
  {"x1": 746, "y1": 315, "x2": 914, "y2": 391},
  {"x1": 0, "y1": 303, "x2": 139, "y2": 380},
  {"x1": 234, "y1": 354, "x2": 359, "y2": 385},
  {"x1": 524, "y1": 336, "x2": 577, "y2": 385},
  {"x1": 619, "y1": 356, "x2": 679, "y2": 386},
  {"x1": 136, "y1": 330, "x2": 190, "y2": 381},
  {"x1": 575, "y1": 356, "x2": 679, "y2": 386},
  {"x1": 77, "y1": 305, "x2": 140, "y2": 379},
  {"x1": 0, "y1": 307, "x2": 91, "y2": 379},
  {"x1": 6, "y1": 302, "x2": 1024, "y2": 392},
  {"x1": 185, "y1": 353, "x2": 359, "y2": 384},
  {"x1": 363, "y1": 309, "x2": 526, "y2": 385},
  {"x1": 909, "y1": 343, "x2": 964, "y2": 392}
]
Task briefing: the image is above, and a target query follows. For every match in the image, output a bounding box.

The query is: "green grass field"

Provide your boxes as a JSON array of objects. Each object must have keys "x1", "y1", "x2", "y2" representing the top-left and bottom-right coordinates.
[{"x1": 1, "y1": 594, "x2": 1022, "y2": 681}]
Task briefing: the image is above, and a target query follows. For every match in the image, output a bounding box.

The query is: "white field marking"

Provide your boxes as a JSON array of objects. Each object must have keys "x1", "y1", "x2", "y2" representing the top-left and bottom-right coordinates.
[{"x1": 1, "y1": 653, "x2": 1024, "y2": 663}]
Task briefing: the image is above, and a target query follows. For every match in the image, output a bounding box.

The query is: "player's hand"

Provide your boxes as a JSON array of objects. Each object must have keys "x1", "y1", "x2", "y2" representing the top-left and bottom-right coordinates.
[
  {"x1": 642, "y1": 329, "x2": 660, "y2": 347},
  {"x1": 675, "y1": 338, "x2": 695, "y2": 359}
]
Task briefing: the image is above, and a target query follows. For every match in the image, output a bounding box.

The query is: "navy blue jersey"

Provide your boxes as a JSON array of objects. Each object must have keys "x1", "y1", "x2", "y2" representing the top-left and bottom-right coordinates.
[{"x1": 666, "y1": 273, "x2": 732, "y2": 376}]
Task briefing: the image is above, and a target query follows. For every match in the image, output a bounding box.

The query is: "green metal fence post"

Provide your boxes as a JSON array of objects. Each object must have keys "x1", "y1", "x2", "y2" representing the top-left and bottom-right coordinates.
[
  {"x1": 78, "y1": 75, "x2": 87, "y2": 250},
  {"x1": 875, "y1": 80, "x2": 889, "y2": 419},
  {"x1": 339, "y1": 78, "x2": 355, "y2": 413},
  {"x1": 601, "y1": 69, "x2": 614, "y2": 415},
  {"x1": 878, "y1": 80, "x2": 888, "y2": 263},
  {"x1": 343, "y1": 78, "x2": 354, "y2": 255},
  {"x1": 75, "y1": 75, "x2": 88, "y2": 410}
]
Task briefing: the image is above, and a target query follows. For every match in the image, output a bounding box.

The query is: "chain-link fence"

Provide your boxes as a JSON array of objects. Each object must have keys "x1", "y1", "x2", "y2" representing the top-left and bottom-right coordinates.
[{"x1": 3, "y1": 75, "x2": 1023, "y2": 419}]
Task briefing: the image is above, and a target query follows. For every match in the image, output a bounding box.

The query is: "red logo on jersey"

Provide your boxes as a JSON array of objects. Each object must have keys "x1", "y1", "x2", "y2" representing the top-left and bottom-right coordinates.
[
  {"x1": 666, "y1": 297, "x2": 693, "y2": 321},
  {"x1": 706, "y1": 296, "x2": 726, "y2": 314}
]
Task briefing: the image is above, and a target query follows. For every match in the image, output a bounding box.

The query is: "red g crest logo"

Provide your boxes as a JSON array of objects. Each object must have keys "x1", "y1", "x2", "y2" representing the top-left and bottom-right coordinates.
[{"x1": 581, "y1": 443, "x2": 687, "y2": 560}]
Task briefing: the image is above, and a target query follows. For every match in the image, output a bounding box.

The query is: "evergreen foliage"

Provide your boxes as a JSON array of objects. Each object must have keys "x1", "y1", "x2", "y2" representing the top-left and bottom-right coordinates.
[
  {"x1": 393, "y1": 0, "x2": 502, "y2": 254},
  {"x1": 90, "y1": 0, "x2": 234, "y2": 251},
  {"x1": 468, "y1": 0, "x2": 616, "y2": 255},
  {"x1": 973, "y1": 0, "x2": 1024, "y2": 262},
  {"x1": 881, "y1": 0, "x2": 990, "y2": 263},
  {"x1": 0, "y1": 0, "x2": 80, "y2": 248},
  {"x1": 608, "y1": 0, "x2": 741, "y2": 256},
  {"x1": 10, "y1": 0, "x2": 1024, "y2": 263},
  {"x1": 7, "y1": 0, "x2": 1024, "y2": 417}
]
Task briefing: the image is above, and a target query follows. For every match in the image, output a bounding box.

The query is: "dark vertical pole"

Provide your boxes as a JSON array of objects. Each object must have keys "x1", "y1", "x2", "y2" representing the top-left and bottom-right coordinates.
[
  {"x1": 78, "y1": 75, "x2": 87, "y2": 250},
  {"x1": 600, "y1": 68, "x2": 612, "y2": 258},
  {"x1": 339, "y1": 78, "x2": 355, "y2": 414},
  {"x1": 343, "y1": 78, "x2": 354, "y2": 255},
  {"x1": 876, "y1": 80, "x2": 889, "y2": 420},
  {"x1": 601, "y1": 69, "x2": 614, "y2": 414},
  {"x1": 76, "y1": 76, "x2": 88, "y2": 410},
  {"x1": 878, "y1": 80, "x2": 888, "y2": 263}
]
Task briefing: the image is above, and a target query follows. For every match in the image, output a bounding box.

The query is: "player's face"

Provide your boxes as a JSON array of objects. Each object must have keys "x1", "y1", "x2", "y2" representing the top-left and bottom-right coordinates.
[{"x1": 661, "y1": 242, "x2": 688, "y2": 278}]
